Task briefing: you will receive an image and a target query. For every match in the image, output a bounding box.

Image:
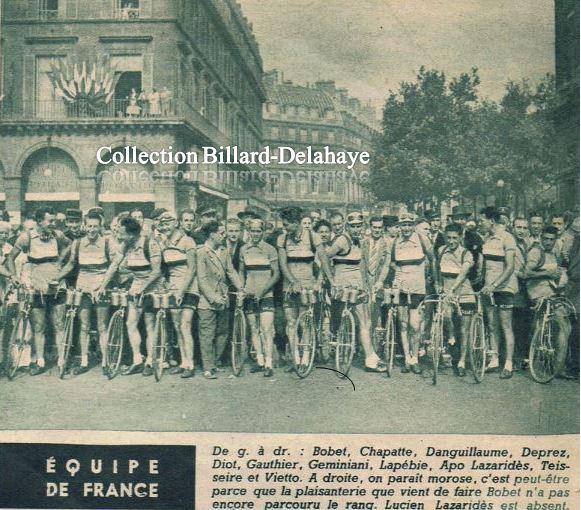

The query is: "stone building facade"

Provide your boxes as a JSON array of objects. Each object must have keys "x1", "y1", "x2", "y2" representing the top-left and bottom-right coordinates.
[
  {"x1": 0, "y1": 0, "x2": 264, "y2": 220},
  {"x1": 261, "y1": 69, "x2": 379, "y2": 212}
]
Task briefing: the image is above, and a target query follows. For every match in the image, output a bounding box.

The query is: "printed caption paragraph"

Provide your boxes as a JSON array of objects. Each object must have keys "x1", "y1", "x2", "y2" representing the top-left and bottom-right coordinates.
[{"x1": 204, "y1": 436, "x2": 579, "y2": 510}]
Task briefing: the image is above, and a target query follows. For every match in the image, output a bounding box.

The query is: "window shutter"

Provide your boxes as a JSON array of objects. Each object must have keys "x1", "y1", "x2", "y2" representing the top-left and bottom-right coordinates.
[
  {"x1": 66, "y1": 0, "x2": 78, "y2": 18},
  {"x1": 140, "y1": 0, "x2": 152, "y2": 18},
  {"x1": 23, "y1": 55, "x2": 35, "y2": 116}
]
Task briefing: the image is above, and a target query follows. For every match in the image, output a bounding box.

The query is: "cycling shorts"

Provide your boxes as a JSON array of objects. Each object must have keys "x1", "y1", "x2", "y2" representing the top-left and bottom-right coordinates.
[
  {"x1": 245, "y1": 297, "x2": 275, "y2": 314},
  {"x1": 31, "y1": 289, "x2": 66, "y2": 309},
  {"x1": 397, "y1": 292, "x2": 425, "y2": 310},
  {"x1": 483, "y1": 291, "x2": 514, "y2": 309}
]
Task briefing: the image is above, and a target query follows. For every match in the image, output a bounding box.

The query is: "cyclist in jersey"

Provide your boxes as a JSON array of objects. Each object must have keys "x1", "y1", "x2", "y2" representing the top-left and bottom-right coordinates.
[
  {"x1": 7, "y1": 207, "x2": 71, "y2": 375},
  {"x1": 436, "y1": 223, "x2": 475, "y2": 377},
  {"x1": 99, "y1": 215, "x2": 165, "y2": 376},
  {"x1": 314, "y1": 220, "x2": 333, "y2": 250},
  {"x1": 277, "y1": 207, "x2": 333, "y2": 370},
  {"x1": 239, "y1": 219, "x2": 280, "y2": 377},
  {"x1": 330, "y1": 212, "x2": 345, "y2": 240},
  {"x1": 479, "y1": 206, "x2": 518, "y2": 379},
  {"x1": 525, "y1": 226, "x2": 573, "y2": 379},
  {"x1": 56, "y1": 211, "x2": 113, "y2": 375},
  {"x1": 386, "y1": 212, "x2": 434, "y2": 374},
  {"x1": 156, "y1": 210, "x2": 197, "y2": 378},
  {"x1": 326, "y1": 211, "x2": 387, "y2": 373}
]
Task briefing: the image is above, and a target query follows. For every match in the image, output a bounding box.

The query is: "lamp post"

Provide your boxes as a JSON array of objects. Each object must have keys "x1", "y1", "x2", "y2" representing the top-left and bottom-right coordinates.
[{"x1": 495, "y1": 179, "x2": 506, "y2": 208}]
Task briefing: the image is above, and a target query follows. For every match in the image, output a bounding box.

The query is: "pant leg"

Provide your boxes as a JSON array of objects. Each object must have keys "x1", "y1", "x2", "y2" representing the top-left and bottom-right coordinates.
[
  {"x1": 214, "y1": 308, "x2": 230, "y2": 363},
  {"x1": 197, "y1": 308, "x2": 217, "y2": 371}
]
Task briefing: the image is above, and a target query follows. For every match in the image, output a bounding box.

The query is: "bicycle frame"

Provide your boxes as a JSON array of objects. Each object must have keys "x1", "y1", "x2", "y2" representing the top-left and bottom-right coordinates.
[{"x1": 5, "y1": 285, "x2": 34, "y2": 380}]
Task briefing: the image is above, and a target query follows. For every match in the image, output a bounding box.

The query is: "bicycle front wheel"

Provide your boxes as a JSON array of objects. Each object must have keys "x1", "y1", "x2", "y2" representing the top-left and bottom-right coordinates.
[
  {"x1": 384, "y1": 308, "x2": 396, "y2": 377},
  {"x1": 295, "y1": 310, "x2": 316, "y2": 378},
  {"x1": 152, "y1": 311, "x2": 167, "y2": 382},
  {"x1": 430, "y1": 311, "x2": 444, "y2": 385},
  {"x1": 469, "y1": 313, "x2": 487, "y2": 383},
  {"x1": 371, "y1": 309, "x2": 386, "y2": 359},
  {"x1": 315, "y1": 300, "x2": 331, "y2": 363},
  {"x1": 335, "y1": 309, "x2": 356, "y2": 377},
  {"x1": 231, "y1": 309, "x2": 247, "y2": 376},
  {"x1": 59, "y1": 311, "x2": 76, "y2": 379},
  {"x1": 529, "y1": 316, "x2": 556, "y2": 384},
  {"x1": 6, "y1": 313, "x2": 27, "y2": 381},
  {"x1": 105, "y1": 310, "x2": 125, "y2": 380}
]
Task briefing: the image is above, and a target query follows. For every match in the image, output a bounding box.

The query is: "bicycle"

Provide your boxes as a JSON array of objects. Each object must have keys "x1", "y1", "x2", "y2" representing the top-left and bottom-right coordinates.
[
  {"x1": 104, "y1": 288, "x2": 129, "y2": 380},
  {"x1": 230, "y1": 291, "x2": 248, "y2": 376},
  {"x1": 314, "y1": 284, "x2": 332, "y2": 364},
  {"x1": 374, "y1": 287, "x2": 399, "y2": 377},
  {"x1": 294, "y1": 288, "x2": 319, "y2": 378},
  {"x1": 329, "y1": 286, "x2": 367, "y2": 377},
  {"x1": 4, "y1": 284, "x2": 33, "y2": 380},
  {"x1": 420, "y1": 293, "x2": 459, "y2": 385},
  {"x1": 58, "y1": 289, "x2": 84, "y2": 379},
  {"x1": 151, "y1": 292, "x2": 178, "y2": 382},
  {"x1": 529, "y1": 295, "x2": 577, "y2": 384},
  {"x1": 467, "y1": 292, "x2": 494, "y2": 383}
]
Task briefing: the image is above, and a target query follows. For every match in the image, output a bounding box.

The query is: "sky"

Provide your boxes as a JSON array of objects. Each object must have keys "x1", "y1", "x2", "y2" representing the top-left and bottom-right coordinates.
[{"x1": 239, "y1": 0, "x2": 555, "y2": 111}]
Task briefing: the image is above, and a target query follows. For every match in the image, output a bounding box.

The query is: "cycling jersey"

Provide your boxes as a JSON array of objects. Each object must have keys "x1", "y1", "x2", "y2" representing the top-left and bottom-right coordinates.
[
  {"x1": 392, "y1": 232, "x2": 429, "y2": 295},
  {"x1": 526, "y1": 245, "x2": 560, "y2": 300},
  {"x1": 241, "y1": 241, "x2": 278, "y2": 298},
  {"x1": 278, "y1": 229, "x2": 319, "y2": 289},
  {"x1": 123, "y1": 235, "x2": 164, "y2": 294},
  {"x1": 332, "y1": 233, "x2": 363, "y2": 287},
  {"x1": 482, "y1": 228, "x2": 518, "y2": 294},
  {"x1": 160, "y1": 231, "x2": 197, "y2": 293},
  {"x1": 438, "y1": 244, "x2": 473, "y2": 295},
  {"x1": 73, "y1": 235, "x2": 112, "y2": 292},
  {"x1": 14, "y1": 229, "x2": 69, "y2": 293}
]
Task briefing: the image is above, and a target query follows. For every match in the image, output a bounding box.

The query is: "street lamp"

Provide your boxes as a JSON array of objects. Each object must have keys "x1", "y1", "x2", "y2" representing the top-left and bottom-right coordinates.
[{"x1": 496, "y1": 179, "x2": 506, "y2": 208}]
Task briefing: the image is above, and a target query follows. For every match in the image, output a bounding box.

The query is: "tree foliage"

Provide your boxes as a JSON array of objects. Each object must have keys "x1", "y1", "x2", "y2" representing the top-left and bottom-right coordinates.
[{"x1": 368, "y1": 68, "x2": 563, "y2": 205}]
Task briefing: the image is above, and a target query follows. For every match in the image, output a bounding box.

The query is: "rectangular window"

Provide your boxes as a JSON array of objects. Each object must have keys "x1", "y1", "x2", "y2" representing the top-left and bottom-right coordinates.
[
  {"x1": 300, "y1": 129, "x2": 307, "y2": 142},
  {"x1": 288, "y1": 128, "x2": 296, "y2": 140},
  {"x1": 312, "y1": 130, "x2": 318, "y2": 143},
  {"x1": 39, "y1": 0, "x2": 59, "y2": 19},
  {"x1": 271, "y1": 126, "x2": 279, "y2": 138},
  {"x1": 115, "y1": 0, "x2": 140, "y2": 19}
]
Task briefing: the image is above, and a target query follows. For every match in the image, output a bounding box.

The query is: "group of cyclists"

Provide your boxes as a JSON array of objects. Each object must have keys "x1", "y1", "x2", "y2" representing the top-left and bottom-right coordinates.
[{"x1": 0, "y1": 200, "x2": 577, "y2": 383}]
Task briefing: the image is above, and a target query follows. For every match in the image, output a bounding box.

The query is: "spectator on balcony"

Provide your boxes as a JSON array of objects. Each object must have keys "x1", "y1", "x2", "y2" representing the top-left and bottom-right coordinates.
[
  {"x1": 149, "y1": 89, "x2": 161, "y2": 117},
  {"x1": 126, "y1": 89, "x2": 141, "y2": 117},
  {"x1": 160, "y1": 87, "x2": 173, "y2": 116},
  {"x1": 138, "y1": 90, "x2": 149, "y2": 117}
]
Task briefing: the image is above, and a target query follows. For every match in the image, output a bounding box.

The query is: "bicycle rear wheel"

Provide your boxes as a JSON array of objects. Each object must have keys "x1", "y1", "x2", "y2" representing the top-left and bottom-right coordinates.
[
  {"x1": 335, "y1": 309, "x2": 356, "y2": 377},
  {"x1": 6, "y1": 313, "x2": 27, "y2": 381},
  {"x1": 105, "y1": 310, "x2": 125, "y2": 380},
  {"x1": 384, "y1": 308, "x2": 396, "y2": 377},
  {"x1": 469, "y1": 313, "x2": 486, "y2": 383},
  {"x1": 529, "y1": 316, "x2": 556, "y2": 384},
  {"x1": 59, "y1": 311, "x2": 76, "y2": 379},
  {"x1": 152, "y1": 311, "x2": 167, "y2": 382},
  {"x1": 295, "y1": 311, "x2": 316, "y2": 378},
  {"x1": 430, "y1": 311, "x2": 444, "y2": 385},
  {"x1": 231, "y1": 309, "x2": 247, "y2": 376}
]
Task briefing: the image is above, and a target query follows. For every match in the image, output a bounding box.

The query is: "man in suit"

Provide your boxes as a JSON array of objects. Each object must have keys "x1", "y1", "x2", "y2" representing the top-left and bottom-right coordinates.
[
  {"x1": 192, "y1": 207, "x2": 218, "y2": 245},
  {"x1": 196, "y1": 220, "x2": 244, "y2": 379},
  {"x1": 427, "y1": 210, "x2": 446, "y2": 252}
]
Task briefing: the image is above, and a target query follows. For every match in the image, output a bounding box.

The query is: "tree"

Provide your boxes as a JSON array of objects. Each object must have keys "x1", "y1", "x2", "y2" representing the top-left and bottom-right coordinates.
[{"x1": 368, "y1": 68, "x2": 564, "y2": 211}]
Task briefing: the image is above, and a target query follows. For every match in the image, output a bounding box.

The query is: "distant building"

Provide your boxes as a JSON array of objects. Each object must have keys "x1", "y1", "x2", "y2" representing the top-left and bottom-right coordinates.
[
  {"x1": 555, "y1": 0, "x2": 579, "y2": 210},
  {"x1": 262, "y1": 70, "x2": 379, "y2": 213},
  {"x1": 0, "y1": 0, "x2": 265, "y2": 221}
]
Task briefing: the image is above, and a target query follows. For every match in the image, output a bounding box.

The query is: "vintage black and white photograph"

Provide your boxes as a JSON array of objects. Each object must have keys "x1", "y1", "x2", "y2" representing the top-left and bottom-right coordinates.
[{"x1": 0, "y1": 0, "x2": 578, "y2": 436}]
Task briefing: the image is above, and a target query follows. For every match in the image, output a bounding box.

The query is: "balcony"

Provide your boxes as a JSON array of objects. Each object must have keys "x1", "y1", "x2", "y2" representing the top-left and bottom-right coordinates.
[
  {"x1": 0, "y1": 98, "x2": 231, "y2": 147},
  {"x1": 38, "y1": 9, "x2": 59, "y2": 20}
]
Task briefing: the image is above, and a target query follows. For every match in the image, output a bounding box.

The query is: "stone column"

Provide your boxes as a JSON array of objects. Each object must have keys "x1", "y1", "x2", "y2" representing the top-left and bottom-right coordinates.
[
  {"x1": 4, "y1": 177, "x2": 22, "y2": 220},
  {"x1": 79, "y1": 176, "x2": 97, "y2": 212}
]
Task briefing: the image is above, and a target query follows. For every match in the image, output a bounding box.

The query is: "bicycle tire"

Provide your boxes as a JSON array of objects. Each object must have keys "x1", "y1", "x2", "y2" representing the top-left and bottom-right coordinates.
[
  {"x1": 295, "y1": 310, "x2": 317, "y2": 378},
  {"x1": 469, "y1": 313, "x2": 486, "y2": 383},
  {"x1": 371, "y1": 308, "x2": 386, "y2": 358},
  {"x1": 152, "y1": 311, "x2": 167, "y2": 382},
  {"x1": 105, "y1": 310, "x2": 125, "y2": 380},
  {"x1": 6, "y1": 313, "x2": 27, "y2": 381},
  {"x1": 231, "y1": 309, "x2": 247, "y2": 376},
  {"x1": 529, "y1": 315, "x2": 556, "y2": 384},
  {"x1": 384, "y1": 308, "x2": 396, "y2": 377},
  {"x1": 335, "y1": 309, "x2": 356, "y2": 377},
  {"x1": 430, "y1": 311, "x2": 444, "y2": 385},
  {"x1": 58, "y1": 311, "x2": 76, "y2": 380}
]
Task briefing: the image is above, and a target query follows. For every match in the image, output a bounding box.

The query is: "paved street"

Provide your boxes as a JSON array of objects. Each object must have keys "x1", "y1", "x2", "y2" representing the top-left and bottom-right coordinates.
[{"x1": 0, "y1": 360, "x2": 578, "y2": 434}]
